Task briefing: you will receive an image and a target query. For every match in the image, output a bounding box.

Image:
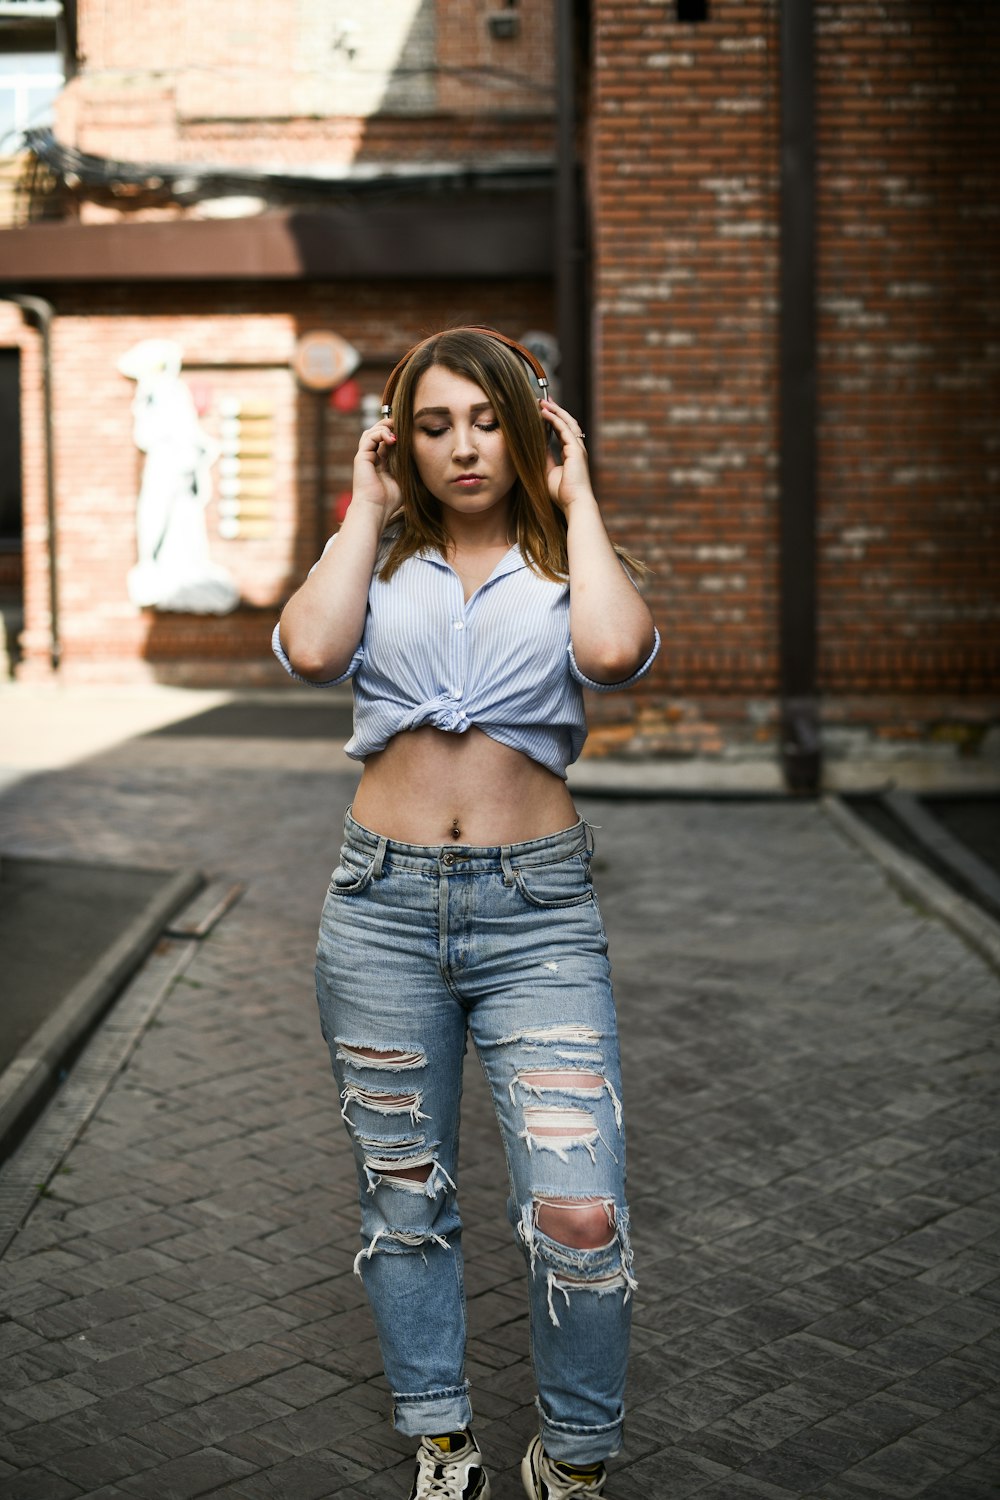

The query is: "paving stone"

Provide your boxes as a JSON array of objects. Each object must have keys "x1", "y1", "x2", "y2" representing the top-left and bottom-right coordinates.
[
  {"x1": 45, "y1": 1435, "x2": 165, "y2": 1489},
  {"x1": 250, "y1": 1364, "x2": 351, "y2": 1410},
  {"x1": 226, "y1": 1450, "x2": 371, "y2": 1498},
  {"x1": 885, "y1": 1354, "x2": 998, "y2": 1412},
  {"x1": 742, "y1": 1441, "x2": 859, "y2": 1494},
  {"x1": 0, "y1": 1418, "x2": 97, "y2": 1466},
  {"x1": 0, "y1": 1325, "x2": 43, "y2": 1360},
  {"x1": 916, "y1": 1480, "x2": 1000, "y2": 1500},
  {"x1": 0, "y1": 1468, "x2": 84, "y2": 1499},
  {"x1": 854, "y1": 1327, "x2": 960, "y2": 1378},
  {"x1": 115, "y1": 1446, "x2": 256, "y2": 1499},
  {"x1": 0, "y1": 1344, "x2": 82, "y2": 1393},
  {"x1": 43, "y1": 1387, "x2": 187, "y2": 1450},
  {"x1": 836, "y1": 1434, "x2": 951, "y2": 1496},
  {"x1": 678, "y1": 1480, "x2": 797, "y2": 1500},
  {"x1": 1, "y1": 1378, "x2": 98, "y2": 1423},
  {"x1": 608, "y1": 1445, "x2": 731, "y2": 1496}
]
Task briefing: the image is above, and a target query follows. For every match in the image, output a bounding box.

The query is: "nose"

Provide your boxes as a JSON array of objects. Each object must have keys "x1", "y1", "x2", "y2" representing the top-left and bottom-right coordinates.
[{"x1": 452, "y1": 426, "x2": 478, "y2": 462}]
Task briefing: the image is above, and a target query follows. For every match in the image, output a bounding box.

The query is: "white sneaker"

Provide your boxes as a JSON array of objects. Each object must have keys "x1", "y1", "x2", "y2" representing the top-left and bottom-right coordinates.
[
  {"x1": 408, "y1": 1429, "x2": 491, "y2": 1499},
  {"x1": 521, "y1": 1434, "x2": 607, "y2": 1498}
]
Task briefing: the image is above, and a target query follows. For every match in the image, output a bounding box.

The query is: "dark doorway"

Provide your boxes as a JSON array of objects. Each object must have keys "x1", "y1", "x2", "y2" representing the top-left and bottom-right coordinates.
[{"x1": 0, "y1": 347, "x2": 24, "y2": 674}]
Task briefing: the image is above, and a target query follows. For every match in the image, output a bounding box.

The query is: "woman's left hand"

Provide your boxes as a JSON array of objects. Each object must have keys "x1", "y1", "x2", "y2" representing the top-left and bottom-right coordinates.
[{"x1": 541, "y1": 398, "x2": 594, "y2": 513}]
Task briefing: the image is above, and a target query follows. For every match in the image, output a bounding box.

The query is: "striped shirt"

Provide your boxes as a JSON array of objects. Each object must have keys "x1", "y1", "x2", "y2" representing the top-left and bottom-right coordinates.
[{"x1": 272, "y1": 541, "x2": 660, "y2": 779}]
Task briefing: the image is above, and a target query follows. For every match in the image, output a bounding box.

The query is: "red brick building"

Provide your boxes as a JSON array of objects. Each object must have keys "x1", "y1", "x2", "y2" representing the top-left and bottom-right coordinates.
[{"x1": 0, "y1": 1, "x2": 997, "y2": 783}]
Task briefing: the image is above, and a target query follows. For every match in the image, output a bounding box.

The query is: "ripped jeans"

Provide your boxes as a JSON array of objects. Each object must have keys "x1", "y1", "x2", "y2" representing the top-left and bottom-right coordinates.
[{"x1": 314, "y1": 811, "x2": 635, "y2": 1465}]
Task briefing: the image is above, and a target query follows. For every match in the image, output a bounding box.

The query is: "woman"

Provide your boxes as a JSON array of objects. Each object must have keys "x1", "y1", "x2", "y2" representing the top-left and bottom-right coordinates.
[{"x1": 274, "y1": 327, "x2": 659, "y2": 1500}]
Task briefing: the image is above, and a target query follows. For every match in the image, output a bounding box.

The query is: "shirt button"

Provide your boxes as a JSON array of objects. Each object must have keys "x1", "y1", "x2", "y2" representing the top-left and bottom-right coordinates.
[{"x1": 453, "y1": 621, "x2": 465, "y2": 631}]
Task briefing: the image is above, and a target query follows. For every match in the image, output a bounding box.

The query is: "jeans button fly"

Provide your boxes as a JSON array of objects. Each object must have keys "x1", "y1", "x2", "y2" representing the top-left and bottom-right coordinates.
[{"x1": 442, "y1": 852, "x2": 454, "y2": 867}]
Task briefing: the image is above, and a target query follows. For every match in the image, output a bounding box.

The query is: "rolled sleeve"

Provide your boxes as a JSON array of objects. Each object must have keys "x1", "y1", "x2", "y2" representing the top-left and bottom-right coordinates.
[
  {"x1": 568, "y1": 627, "x2": 661, "y2": 693},
  {"x1": 271, "y1": 621, "x2": 363, "y2": 688}
]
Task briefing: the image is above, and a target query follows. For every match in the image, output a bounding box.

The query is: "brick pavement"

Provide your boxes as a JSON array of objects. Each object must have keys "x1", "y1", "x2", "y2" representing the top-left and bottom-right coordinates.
[{"x1": 1, "y1": 729, "x2": 999, "y2": 1499}]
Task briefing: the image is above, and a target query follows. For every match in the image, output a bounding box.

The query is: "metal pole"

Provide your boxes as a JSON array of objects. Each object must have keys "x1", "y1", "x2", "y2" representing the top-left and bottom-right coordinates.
[
  {"x1": 3, "y1": 294, "x2": 59, "y2": 672},
  {"x1": 778, "y1": 0, "x2": 820, "y2": 793},
  {"x1": 315, "y1": 392, "x2": 328, "y2": 557},
  {"x1": 555, "y1": 0, "x2": 585, "y2": 424}
]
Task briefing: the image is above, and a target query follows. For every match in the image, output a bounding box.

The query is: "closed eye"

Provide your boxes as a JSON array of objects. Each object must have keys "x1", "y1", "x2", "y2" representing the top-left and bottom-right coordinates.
[{"x1": 418, "y1": 420, "x2": 500, "y2": 438}]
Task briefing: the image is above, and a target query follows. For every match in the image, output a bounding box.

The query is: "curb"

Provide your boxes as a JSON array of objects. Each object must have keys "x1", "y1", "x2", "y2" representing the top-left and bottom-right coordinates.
[
  {"x1": 0, "y1": 865, "x2": 203, "y2": 1157},
  {"x1": 822, "y1": 794, "x2": 1000, "y2": 976}
]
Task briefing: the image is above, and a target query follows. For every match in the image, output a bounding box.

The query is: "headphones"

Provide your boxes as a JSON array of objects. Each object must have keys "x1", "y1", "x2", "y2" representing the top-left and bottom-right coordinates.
[{"x1": 380, "y1": 326, "x2": 549, "y2": 417}]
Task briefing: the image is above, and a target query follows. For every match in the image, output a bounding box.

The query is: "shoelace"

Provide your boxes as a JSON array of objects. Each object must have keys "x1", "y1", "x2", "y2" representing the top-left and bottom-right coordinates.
[
  {"x1": 551, "y1": 1478, "x2": 603, "y2": 1498},
  {"x1": 542, "y1": 1461, "x2": 605, "y2": 1498},
  {"x1": 415, "y1": 1441, "x2": 478, "y2": 1499}
]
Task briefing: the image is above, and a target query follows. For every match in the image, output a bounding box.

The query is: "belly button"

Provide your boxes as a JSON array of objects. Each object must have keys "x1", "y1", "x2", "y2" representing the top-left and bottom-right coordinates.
[{"x1": 451, "y1": 818, "x2": 461, "y2": 840}]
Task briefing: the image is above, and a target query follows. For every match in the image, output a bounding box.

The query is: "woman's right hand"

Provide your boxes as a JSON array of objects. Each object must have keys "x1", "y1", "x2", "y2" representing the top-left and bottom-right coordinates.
[
  {"x1": 279, "y1": 418, "x2": 398, "y2": 680},
  {"x1": 353, "y1": 418, "x2": 402, "y2": 516}
]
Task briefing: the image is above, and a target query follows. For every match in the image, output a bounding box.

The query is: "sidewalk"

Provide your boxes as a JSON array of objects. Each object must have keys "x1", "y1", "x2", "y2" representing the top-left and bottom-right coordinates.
[{"x1": 1, "y1": 690, "x2": 998, "y2": 1499}]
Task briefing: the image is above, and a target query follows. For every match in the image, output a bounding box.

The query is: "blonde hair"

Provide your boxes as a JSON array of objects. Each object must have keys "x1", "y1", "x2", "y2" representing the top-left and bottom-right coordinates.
[{"x1": 378, "y1": 328, "x2": 644, "y2": 582}]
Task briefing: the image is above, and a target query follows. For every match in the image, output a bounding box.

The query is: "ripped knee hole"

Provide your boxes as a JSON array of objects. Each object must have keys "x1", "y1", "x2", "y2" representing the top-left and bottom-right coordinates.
[
  {"x1": 337, "y1": 1043, "x2": 425, "y2": 1069},
  {"x1": 535, "y1": 1196, "x2": 617, "y2": 1250},
  {"x1": 379, "y1": 1163, "x2": 432, "y2": 1183}
]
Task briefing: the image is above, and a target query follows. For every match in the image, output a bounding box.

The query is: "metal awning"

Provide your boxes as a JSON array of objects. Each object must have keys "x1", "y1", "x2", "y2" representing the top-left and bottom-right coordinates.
[{"x1": 0, "y1": 195, "x2": 554, "y2": 282}]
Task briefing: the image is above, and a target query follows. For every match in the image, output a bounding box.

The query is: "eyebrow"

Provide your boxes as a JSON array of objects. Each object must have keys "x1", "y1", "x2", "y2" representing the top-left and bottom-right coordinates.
[{"x1": 413, "y1": 401, "x2": 494, "y2": 419}]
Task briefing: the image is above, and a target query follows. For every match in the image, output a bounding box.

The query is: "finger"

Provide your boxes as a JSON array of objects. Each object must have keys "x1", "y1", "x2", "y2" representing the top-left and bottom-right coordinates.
[
  {"x1": 358, "y1": 422, "x2": 396, "y2": 456},
  {"x1": 540, "y1": 402, "x2": 586, "y2": 445},
  {"x1": 540, "y1": 396, "x2": 582, "y2": 427}
]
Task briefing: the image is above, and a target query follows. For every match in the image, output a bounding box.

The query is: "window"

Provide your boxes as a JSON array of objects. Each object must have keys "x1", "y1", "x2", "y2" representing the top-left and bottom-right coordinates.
[{"x1": 0, "y1": 50, "x2": 63, "y2": 149}]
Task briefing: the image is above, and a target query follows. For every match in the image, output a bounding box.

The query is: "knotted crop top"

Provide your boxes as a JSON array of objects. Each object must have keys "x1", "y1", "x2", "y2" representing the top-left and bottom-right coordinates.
[{"x1": 272, "y1": 540, "x2": 660, "y2": 780}]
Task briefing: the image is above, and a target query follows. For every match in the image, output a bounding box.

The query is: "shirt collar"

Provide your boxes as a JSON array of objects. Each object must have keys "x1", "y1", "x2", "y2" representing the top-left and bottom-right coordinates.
[{"x1": 418, "y1": 544, "x2": 528, "y2": 582}]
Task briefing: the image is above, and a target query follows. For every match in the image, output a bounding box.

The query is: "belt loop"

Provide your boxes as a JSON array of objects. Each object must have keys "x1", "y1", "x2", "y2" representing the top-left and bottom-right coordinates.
[
  {"x1": 371, "y1": 835, "x2": 388, "y2": 880},
  {"x1": 583, "y1": 819, "x2": 598, "y2": 855},
  {"x1": 500, "y1": 846, "x2": 515, "y2": 886}
]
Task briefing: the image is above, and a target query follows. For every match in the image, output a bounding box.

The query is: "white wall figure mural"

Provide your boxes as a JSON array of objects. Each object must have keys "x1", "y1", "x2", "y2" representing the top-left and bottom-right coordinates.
[{"x1": 119, "y1": 339, "x2": 240, "y2": 615}]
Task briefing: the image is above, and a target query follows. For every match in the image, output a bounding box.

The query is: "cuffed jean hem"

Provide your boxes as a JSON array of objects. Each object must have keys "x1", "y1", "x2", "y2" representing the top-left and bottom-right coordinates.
[
  {"x1": 537, "y1": 1400, "x2": 624, "y2": 1465},
  {"x1": 393, "y1": 1385, "x2": 473, "y2": 1439}
]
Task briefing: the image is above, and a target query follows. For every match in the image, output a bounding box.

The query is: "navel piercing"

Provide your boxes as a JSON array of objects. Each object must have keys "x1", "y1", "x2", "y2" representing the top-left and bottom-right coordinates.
[{"x1": 451, "y1": 819, "x2": 461, "y2": 841}]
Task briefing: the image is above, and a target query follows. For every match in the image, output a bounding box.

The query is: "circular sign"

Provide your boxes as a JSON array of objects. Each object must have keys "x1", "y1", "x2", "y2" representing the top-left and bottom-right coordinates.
[{"x1": 292, "y1": 331, "x2": 361, "y2": 393}]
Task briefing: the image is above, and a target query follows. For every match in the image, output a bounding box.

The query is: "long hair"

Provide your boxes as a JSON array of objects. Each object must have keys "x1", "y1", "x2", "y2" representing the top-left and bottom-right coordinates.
[{"x1": 378, "y1": 328, "x2": 570, "y2": 583}]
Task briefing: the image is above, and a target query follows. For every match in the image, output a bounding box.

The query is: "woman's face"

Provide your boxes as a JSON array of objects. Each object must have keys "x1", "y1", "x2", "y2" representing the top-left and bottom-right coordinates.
[{"x1": 410, "y1": 364, "x2": 518, "y2": 527}]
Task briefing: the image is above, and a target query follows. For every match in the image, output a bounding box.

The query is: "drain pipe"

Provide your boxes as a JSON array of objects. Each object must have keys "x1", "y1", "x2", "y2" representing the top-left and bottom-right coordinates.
[
  {"x1": 555, "y1": 0, "x2": 586, "y2": 424},
  {"x1": 3, "y1": 294, "x2": 59, "y2": 672},
  {"x1": 778, "y1": 0, "x2": 820, "y2": 793}
]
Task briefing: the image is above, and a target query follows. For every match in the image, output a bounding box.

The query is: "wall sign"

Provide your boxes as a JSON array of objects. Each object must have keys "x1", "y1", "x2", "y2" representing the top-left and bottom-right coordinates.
[{"x1": 292, "y1": 331, "x2": 361, "y2": 393}]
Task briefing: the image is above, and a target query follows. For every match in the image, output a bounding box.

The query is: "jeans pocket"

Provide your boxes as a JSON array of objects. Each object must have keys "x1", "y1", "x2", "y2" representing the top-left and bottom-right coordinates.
[
  {"x1": 514, "y1": 853, "x2": 594, "y2": 910},
  {"x1": 327, "y1": 849, "x2": 377, "y2": 897}
]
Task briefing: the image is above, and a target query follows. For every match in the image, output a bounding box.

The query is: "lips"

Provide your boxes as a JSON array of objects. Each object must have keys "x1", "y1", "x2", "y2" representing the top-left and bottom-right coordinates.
[{"x1": 452, "y1": 474, "x2": 485, "y2": 488}]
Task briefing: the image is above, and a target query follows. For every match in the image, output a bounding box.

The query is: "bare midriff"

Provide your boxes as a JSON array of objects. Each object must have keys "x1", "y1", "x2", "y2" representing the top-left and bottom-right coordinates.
[{"x1": 351, "y1": 726, "x2": 579, "y2": 846}]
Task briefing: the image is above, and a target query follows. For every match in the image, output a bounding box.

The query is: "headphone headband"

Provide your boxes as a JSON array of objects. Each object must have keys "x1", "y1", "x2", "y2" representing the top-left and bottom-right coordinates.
[{"x1": 380, "y1": 326, "x2": 549, "y2": 417}]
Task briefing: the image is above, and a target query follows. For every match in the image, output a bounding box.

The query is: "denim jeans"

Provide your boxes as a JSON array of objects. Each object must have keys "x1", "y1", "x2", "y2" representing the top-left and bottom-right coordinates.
[{"x1": 314, "y1": 811, "x2": 636, "y2": 1465}]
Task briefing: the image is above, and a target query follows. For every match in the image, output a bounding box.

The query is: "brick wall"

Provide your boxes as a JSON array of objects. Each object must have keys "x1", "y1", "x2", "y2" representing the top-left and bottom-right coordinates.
[
  {"x1": 13, "y1": 281, "x2": 554, "y2": 685},
  {"x1": 589, "y1": 0, "x2": 998, "y2": 758},
  {"x1": 62, "y1": 0, "x2": 554, "y2": 178},
  {"x1": 589, "y1": 0, "x2": 780, "y2": 755},
  {"x1": 815, "y1": 0, "x2": 999, "y2": 699}
]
